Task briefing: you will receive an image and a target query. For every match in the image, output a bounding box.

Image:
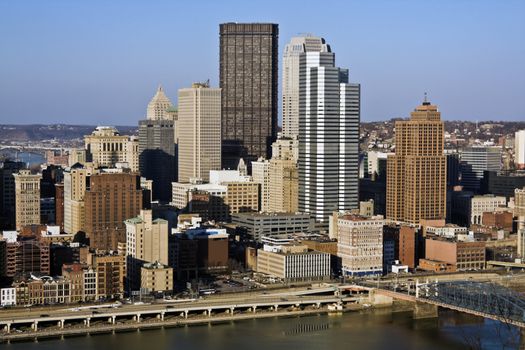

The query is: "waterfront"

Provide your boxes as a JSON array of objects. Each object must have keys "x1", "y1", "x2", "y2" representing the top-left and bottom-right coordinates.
[{"x1": 3, "y1": 310, "x2": 521, "y2": 350}]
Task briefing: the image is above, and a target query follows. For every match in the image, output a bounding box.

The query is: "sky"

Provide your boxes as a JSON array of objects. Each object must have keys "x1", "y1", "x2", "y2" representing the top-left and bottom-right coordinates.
[{"x1": 0, "y1": 0, "x2": 524, "y2": 125}]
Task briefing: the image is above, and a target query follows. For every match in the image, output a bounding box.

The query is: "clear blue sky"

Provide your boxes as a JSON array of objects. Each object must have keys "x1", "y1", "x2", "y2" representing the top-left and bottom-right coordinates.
[{"x1": 1, "y1": 0, "x2": 524, "y2": 125}]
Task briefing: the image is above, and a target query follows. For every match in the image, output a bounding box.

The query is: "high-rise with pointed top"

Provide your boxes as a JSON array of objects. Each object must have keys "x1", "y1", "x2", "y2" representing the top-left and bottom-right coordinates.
[
  {"x1": 386, "y1": 98, "x2": 447, "y2": 224},
  {"x1": 138, "y1": 86, "x2": 177, "y2": 202}
]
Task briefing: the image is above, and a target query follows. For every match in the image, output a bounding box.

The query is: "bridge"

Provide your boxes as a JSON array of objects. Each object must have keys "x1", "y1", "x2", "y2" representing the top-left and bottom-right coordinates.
[
  {"x1": 0, "y1": 293, "x2": 363, "y2": 340},
  {"x1": 371, "y1": 279, "x2": 525, "y2": 328}
]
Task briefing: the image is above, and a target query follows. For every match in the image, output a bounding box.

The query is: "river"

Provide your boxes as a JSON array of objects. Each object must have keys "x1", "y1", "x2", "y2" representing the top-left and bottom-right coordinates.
[{"x1": 4, "y1": 309, "x2": 521, "y2": 349}]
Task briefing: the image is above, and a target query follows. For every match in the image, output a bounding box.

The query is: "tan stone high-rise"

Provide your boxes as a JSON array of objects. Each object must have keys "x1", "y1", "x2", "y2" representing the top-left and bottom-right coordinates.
[
  {"x1": 386, "y1": 98, "x2": 447, "y2": 224},
  {"x1": 84, "y1": 126, "x2": 139, "y2": 172},
  {"x1": 64, "y1": 164, "x2": 93, "y2": 234},
  {"x1": 13, "y1": 170, "x2": 42, "y2": 230},
  {"x1": 177, "y1": 83, "x2": 221, "y2": 183}
]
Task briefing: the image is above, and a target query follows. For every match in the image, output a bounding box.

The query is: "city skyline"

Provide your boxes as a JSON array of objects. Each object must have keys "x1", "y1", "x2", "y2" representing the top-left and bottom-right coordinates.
[{"x1": 1, "y1": 0, "x2": 524, "y2": 125}]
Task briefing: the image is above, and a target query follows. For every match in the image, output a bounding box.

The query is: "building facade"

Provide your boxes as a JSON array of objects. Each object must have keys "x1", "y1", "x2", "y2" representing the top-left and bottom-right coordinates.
[
  {"x1": 336, "y1": 214, "x2": 383, "y2": 276},
  {"x1": 219, "y1": 23, "x2": 279, "y2": 169},
  {"x1": 515, "y1": 130, "x2": 525, "y2": 169},
  {"x1": 256, "y1": 244, "x2": 330, "y2": 282},
  {"x1": 139, "y1": 86, "x2": 177, "y2": 202},
  {"x1": 84, "y1": 126, "x2": 138, "y2": 171},
  {"x1": 231, "y1": 212, "x2": 314, "y2": 242},
  {"x1": 177, "y1": 83, "x2": 221, "y2": 183},
  {"x1": 298, "y1": 49, "x2": 360, "y2": 227},
  {"x1": 251, "y1": 157, "x2": 270, "y2": 212},
  {"x1": 125, "y1": 210, "x2": 168, "y2": 291},
  {"x1": 84, "y1": 172, "x2": 143, "y2": 251},
  {"x1": 282, "y1": 35, "x2": 330, "y2": 138},
  {"x1": 387, "y1": 99, "x2": 447, "y2": 224},
  {"x1": 460, "y1": 146, "x2": 501, "y2": 192},
  {"x1": 13, "y1": 170, "x2": 42, "y2": 230}
]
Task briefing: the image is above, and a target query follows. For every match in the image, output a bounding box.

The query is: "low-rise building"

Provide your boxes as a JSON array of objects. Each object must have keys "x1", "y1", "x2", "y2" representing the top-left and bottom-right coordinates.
[
  {"x1": 231, "y1": 212, "x2": 314, "y2": 242},
  {"x1": 0, "y1": 287, "x2": 16, "y2": 306},
  {"x1": 87, "y1": 252, "x2": 125, "y2": 300},
  {"x1": 140, "y1": 261, "x2": 173, "y2": 294},
  {"x1": 336, "y1": 214, "x2": 384, "y2": 276},
  {"x1": 424, "y1": 238, "x2": 486, "y2": 271},
  {"x1": 425, "y1": 224, "x2": 468, "y2": 238},
  {"x1": 256, "y1": 244, "x2": 330, "y2": 282}
]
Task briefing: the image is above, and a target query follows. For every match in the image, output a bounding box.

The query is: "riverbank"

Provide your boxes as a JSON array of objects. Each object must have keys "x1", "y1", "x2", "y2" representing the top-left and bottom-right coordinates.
[{"x1": 1, "y1": 304, "x2": 371, "y2": 343}]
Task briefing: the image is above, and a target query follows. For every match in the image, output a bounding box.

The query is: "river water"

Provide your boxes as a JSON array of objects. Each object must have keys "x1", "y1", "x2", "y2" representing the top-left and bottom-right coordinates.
[{"x1": 4, "y1": 309, "x2": 521, "y2": 350}]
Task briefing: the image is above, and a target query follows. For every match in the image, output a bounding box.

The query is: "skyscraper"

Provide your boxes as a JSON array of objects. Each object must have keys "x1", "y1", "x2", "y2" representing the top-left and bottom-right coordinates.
[
  {"x1": 460, "y1": 146, "x2": 501, "y2": 192},
  {"x1": 13, "y1": 170, "x2": 42, "y2": 230},
  {"x1": 219, "y1": 23, "x2": 278, "y2": 170},
  {"x1": 515, "y1": 130, "x2": 525, "y2": 169},
  {"x1": 139, "y1": 86, "x2": 177, "y2": 202},
  {"x1": 177, "y1": 82, "x2": 221, "y2": 183},
  {"x1": 386, "y1": 98, "x2": 447, "y2": 224},
  {"x1": 0, "y1": 160, "x2": 26, "y2": 230},
  {"x1": 298, "y1": 49, "x2": 360, "y2": 226},
  {"x1": 84, "y1": 171, "x2": 143, "y2": 251},
  {"x1": 282, "y1": 35, "x2": 330, "y2": 138}
]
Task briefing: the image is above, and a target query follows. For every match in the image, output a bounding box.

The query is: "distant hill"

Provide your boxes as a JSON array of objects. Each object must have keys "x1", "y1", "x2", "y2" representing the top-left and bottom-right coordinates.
[{"x1": 0, "y1": 124, "x2": 138, "y2": 142}]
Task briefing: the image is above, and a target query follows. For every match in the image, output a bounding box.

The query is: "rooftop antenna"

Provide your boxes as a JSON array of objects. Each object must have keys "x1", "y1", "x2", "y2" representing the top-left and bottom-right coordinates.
[{"x1": 423, "y1": 92, "x2": 430, "y2": 105}]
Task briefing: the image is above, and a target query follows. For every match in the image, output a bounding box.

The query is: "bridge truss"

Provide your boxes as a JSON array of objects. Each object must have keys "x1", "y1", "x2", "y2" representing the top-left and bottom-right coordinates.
[{"x1": 417, "y1": 281, "x2": 525, "y2": 326}]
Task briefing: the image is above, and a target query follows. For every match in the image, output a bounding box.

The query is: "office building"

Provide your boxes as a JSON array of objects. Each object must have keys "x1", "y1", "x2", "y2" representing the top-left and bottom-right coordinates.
[
  {"x1": 515, "y1": 130, "x2": 525, "y2": 169},
  {"x1": 84, "y1": 126, "x2": 139, "y2": 171},
  {"x1": 387, "y1": 98, "x2": 446, "y2": 224},
  {"x1": 231, "y1": 212, "x2": 314, "y2": 242},
  {"x1": 84, "y1": 171, "x2": 143, "y2": 251},
  {"x1": 139, "y1": 86, "x2": 176, "y2": 202},
  {"x1": 256, "y1": 244, "x2": 330, "y2": 282},
  {"x1": 268, "y1": 158, "x2": 298, "y2": 213},
  {"x1": 63, "y1": 164, "x2": 92, "y2": 235},
  {"x1": 336, "y1": 214, "x2": 383, "y2": 276},
  {"x1": 219, "y1": 23, "x2": 279, "y2": 169},
  {"x1": 423, "y1": 238, "x2": 485, "y2": 271},
  {"x1": 251, "y1": 157, "x2": 270, "y2": 212},
  {"x1": 55, "y1": 183, "x2": 64, "y2": 231},
  {"x1": 87, "y1": 252, "x2": 126, "y2": 299},
  {"x1": 140, "y1": 262, "x2": 173, "y2": 294},
  {"x1": 5, "y1": 236, "x2": 50, "y2": 277},
  {"x1": 0, "y1": 161, "x2": 26, "y2": 230},
  {"x1": 177, "y1": 83, "x2": 221, "y2": 183},
  {"x1": 469, "y1": 194, "x2": 507, "y2": 225},
  {"x1": 13, "y1": 170, "x2": 42, "y2": 230},
  {"x1": 282, "y1": 35, "x2": 330, "y2": 138},
  {"x1": 298, "y1": 46, "x2": 360, "y2": 227},
  {"x1": 125, "y1": 210, "x2": 168, "y2": 291},
  {"x1": 460, "y1": 146, "x2": 501, "y2": 192},
  {"x1": 481, "y1": 171, "x2": 525, "y2": 199}
]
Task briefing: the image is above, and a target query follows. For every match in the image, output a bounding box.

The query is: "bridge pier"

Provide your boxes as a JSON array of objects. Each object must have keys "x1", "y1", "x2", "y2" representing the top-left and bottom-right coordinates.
[
  {"x1": 207, "y1": 309, "x2": 212, "y2": 317},
  {"x1": 274, "y1": 305, "x2": 278, "y2": 312},
  {"x1": 85, "y1": 318, "x2": 90, "y2": 327},
  {"x1": 230, "y1": 307, "x2": 235, "y2": 314},
  {"x1": 4, "y1": 323, "x2": 11, "y2": 333},
  {"x1": 58, "y1": 319, "x2": 65, "y2": 329},
  {"x1": 109, "y1": 316, "x2": 115, "y2": 324},
  {"x1": 136, "y1": 314, "x2": 141, "y2": 323},
  {"x1": 252, "y1": 306, "x2": 257, "y2": 313},
  {"x1": 32, "y1": 321, "x2": 38, "y2": 331},
  {"x1": 413, "y1": 301, "x2": 438, "y2": 320}
]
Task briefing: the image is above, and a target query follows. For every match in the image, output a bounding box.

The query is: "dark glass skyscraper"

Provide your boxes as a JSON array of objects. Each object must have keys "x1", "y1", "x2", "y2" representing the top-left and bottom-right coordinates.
[
  {"x1": 219, "y1": 23, "x2": 278, "y2": 170},
  {"x1": 138, "y1": 87, "x2": 177, "y2": 203}
]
